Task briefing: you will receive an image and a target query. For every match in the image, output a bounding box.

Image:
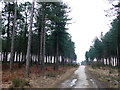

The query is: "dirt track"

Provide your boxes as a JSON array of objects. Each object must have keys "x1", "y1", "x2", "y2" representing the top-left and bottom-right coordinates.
[{"x1": 57, "y1": 65, "x2": 111, "y2": 88}]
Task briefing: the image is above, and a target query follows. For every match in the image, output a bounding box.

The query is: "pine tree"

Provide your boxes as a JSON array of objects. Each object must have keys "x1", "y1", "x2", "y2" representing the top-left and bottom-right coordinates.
[
  {"x1": 9, "y1": 1, "x2": 17, "y2": 72},
  {"x1": 25, "y1": 1, "x2": 34, "y2": 77}
]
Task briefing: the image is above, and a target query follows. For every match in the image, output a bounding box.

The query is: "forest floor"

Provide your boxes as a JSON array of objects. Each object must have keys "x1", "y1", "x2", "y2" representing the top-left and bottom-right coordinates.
[
  {"x1": 2, "y1": 64, "x2": 78, "y2": 88},
  {"x1": 86, "y1": 65, "x2": 120, "y2": 88}
]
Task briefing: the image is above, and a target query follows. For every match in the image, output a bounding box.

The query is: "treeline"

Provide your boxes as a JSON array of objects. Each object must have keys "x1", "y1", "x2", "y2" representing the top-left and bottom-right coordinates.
[
  {"x1": 0, "y1": 1, "x2": 77, "y2": 77},
  {"x1": 85, "y1": 2, "x2": 120, "y2": 67}
]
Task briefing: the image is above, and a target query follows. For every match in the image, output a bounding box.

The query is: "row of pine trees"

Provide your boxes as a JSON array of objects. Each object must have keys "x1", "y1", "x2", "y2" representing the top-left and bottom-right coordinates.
[
  {"x1": 0, "y1": 0, "x2": 77, "y2": 77},
  {"x1": 85, "y1": 2, "x2": 120, "y2": 67}
]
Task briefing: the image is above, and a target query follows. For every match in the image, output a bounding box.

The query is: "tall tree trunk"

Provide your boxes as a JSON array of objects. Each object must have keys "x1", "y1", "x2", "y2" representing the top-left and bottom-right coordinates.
[
  {"x1": 108, "y1": 57, "x2": 111, "y2": 66},
  {"x1": 15, "y1": 52, "x2": 18, "y2": 63},
  {"x1": 4, "y1": 5, "x2": 10, "y2": 67},
  {"x1": 39, "y1": 4, "x2": 46, "y2": 70},
  {"x1": 38, "y1": 26, "x2": 41, "y2": 66},
  {"x1": 54, "y1": 35, "x2": 59, "y2": 70},
  {"x1": 18, "y1": 53, "x2": 21, "y2": 68},
  {"x1": 53, "y1": 55, "x2": 56, "y2": 65},
  {"x1": 113, "y1": 57, "x2": 115, "y2": 66},
  {"x1": 25, "y1": 1, "x2": 34, "y2": 77},
  {"x1": 23, "y1": 6, "x2": 28, "y2": 65},
  {"x1": 61, "y1": 56, "x2": 64, "y2": 65},
  {"x1": 106, "y1": 58, "x2": 107, "y2": 65},
  {"x1": 41, "y1": 14, "x2": 46, "y2": 69},
  {"x1": 3, "y1": 2, "x2": 11, "y2": 70},
  {"x1": 0, "y1": 53, "x2": 2, "y2": 62},
  {"x1": 50, "y1": 55, "x2": 52, "y2": 64},
  {"x1": 39, "y1": 28, "x2": 43, "y2": 67},
  {"x1": 2, "y1": 52, "x2": 6, "y2": 70},
  {"x1": 102, "y1": 58, "x2": 104, "y2": 65},
  {"x1": 115, "y1": 56, "x2": 117, "y2": 66},
  {"x1": 30, "y1": 55, "x2": 33, "y2": 66},
  {"x1": 38, "y1": 16, "x2": 42, "y2": 67},
  {"x1": 9, "y1": 1, "x2": 17, "y2": 72},
  {"x1": 46, "y1": 56, "x2": 47, "y2": 64}
]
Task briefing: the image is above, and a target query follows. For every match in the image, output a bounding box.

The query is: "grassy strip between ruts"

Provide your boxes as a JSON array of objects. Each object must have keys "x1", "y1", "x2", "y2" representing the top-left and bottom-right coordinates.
[{"x1": 87, "y1": 65, "x2": 119, "y2": 88}]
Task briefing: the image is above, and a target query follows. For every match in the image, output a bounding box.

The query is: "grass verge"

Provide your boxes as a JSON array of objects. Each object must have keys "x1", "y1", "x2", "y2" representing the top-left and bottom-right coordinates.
[{"x1": 87, "y1": 65, "x2": 119, "y2": 88}]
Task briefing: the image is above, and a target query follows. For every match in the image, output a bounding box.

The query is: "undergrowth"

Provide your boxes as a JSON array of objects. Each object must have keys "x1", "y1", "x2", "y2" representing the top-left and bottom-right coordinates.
[
  {"x1": 45, "y1": 72, "x2": 59, "y2": 77},
  {"x1": 91, "y1": 62, "x2": 105, "y2": 69},
  {"x1": 11, "y1": 78, "x2": 29, "y2": 88}
]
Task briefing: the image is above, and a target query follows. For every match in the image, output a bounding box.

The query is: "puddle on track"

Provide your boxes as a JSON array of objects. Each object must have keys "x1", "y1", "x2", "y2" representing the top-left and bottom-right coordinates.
[{"x1": 58, "y1": 65, "x2": 98, "y2": 88}]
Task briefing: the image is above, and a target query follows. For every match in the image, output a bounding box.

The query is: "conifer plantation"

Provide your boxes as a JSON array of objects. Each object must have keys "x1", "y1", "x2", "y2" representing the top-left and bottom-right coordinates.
[
  {"x1": 85, "y1": 2, "x2": 120, "y2": 68},
  {"x1": 1, "y1": 0, "x2": 77, "y2": 86},
  {"x1": 1, "y1": 0, "x2": 119, "y2": 89}
]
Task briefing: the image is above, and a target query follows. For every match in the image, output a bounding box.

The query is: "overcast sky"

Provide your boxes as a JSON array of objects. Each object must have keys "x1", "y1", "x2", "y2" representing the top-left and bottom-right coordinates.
[{"x1": 63, "y1": 0, "x2": 113, "y2": 63}]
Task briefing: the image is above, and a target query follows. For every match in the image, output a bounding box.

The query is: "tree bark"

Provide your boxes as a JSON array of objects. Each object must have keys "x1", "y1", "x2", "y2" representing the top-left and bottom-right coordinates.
[
  {"x1": 41, "y1": 13, "x2": 46, "y2": 69},
  {"x1": 25, "y1": 1, "x2": 34, "y2": 77},
  {"x1": 38, "y1": 24, "x2": 41, "y2": 66},
  {"x1": 108, "y1": 57, "x2": 111, "y2": 66},
  {"x1": 105, "y1": 58, "x2": 107, "y2": 65},
  {"x1": 54, "y1": 35, "x2": 59, "y2": 70},
  {"x1": 23, "y1": 5, "x2": 28, "y2": 65},
  {"x1": 50, "y1": 55, "x2": 52, "y2": 64},
  {"x1": 39, "y1": 27, "x2": 43, "y2": 67},
  {"x1": 39, "y1": 4, "x2": 46, "y2": 70},
  {"x1": 15, "y1": 52, "x2": 18, "y2": 63},
  {"x1": 9, "y1": 1, "x2": 17, "y2": 72},
  {"x1": 18, "y1": 53, "x2": 21, "y2": 68},
  {"x1": 4, "y1": 4, "x2": 10, "y2": 65}
]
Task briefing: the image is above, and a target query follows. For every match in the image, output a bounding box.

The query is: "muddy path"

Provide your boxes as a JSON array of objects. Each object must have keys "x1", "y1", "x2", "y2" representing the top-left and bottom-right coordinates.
[{"x1": 57, "y1": 65, "x2": 109, "y2": 88}]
